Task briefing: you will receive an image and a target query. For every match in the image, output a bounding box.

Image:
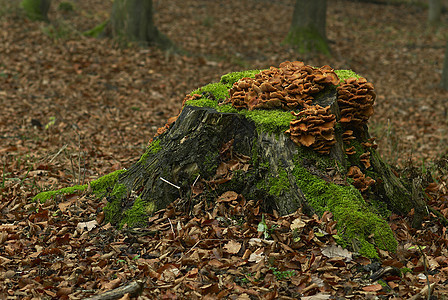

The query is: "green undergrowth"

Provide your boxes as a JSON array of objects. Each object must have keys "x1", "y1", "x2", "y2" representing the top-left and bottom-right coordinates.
[{"x1": 32, "y1": 169, "x2": 126, "y2": 203}]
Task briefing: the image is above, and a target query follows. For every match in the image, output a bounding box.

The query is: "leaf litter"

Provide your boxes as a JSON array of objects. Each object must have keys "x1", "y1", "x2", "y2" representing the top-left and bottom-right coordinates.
[{"x1": 1, "y1": 0, "x2": 448, "y2": 298}]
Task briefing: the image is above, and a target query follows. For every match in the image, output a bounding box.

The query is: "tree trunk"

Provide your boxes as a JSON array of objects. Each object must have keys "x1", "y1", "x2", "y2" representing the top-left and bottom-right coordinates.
[
  {"x1": 441, "y1": 41, "x2": 448, "y2": 90},
  {"x1": 283, "y1": 0, "x2": 330, "y2": 55},
  {"x1": 110, "y1": 0, "x2": 175, "y2": 50},
  {"x1": 428, "y1": 0, "x2": 441, "y2": 28},
  {"x1": 103, "y1": 67, "x2": 428, "y2": 258},
  {"x1": 21, "y1": 0, "x2": 51, "y2": 21}
]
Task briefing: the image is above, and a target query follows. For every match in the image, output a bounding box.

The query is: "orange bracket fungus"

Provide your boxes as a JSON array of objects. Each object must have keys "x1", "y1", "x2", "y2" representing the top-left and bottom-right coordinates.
[
  {"x1": 286, "y1": 105, "x2": 336, "y2": 154},
  {"x1": 222, "y1": 61, "x2": 381, "y2": 193},
  {"x1": 228, "y1": 61, "x2": 339, "y2": 111},
  {"x1": 347, "y1": 166, "x2": 376, "y2": 193},
  {"x1": 336, "y1": 77, "x2": 376, "y2": 129}
]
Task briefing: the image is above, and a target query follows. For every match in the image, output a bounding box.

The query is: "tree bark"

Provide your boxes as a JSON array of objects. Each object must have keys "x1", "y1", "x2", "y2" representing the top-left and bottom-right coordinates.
[
  {"x1": 283, "y1": 0, "x2": 330, "y2": 55},
  {"x1": 110, "y1": 0, "x2": 175, "y2": 50},
  {"x1": 441, "y1": 41, "x2": 448, "y2": 90},
  {"x1": 21, "y1": 0, "x2": 51, "y2": 21},
  {"x1": 428, "y1": 0, "x2": 441, "y2": 28}
]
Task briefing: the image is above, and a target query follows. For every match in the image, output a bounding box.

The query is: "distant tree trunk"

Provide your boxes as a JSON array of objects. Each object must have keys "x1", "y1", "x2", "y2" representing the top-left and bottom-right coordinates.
[
  {"x1": 441, "y1": 41, "x2": 448, "y2": 90},
  {"x1": 283, "y1": 0, "x2": 330, "y2": 55},
  {"x1": 110, "y1": 0, "x2": 175, "y2": 50},
  {"x1": 21, "y1": 0, "x2": 51, "y2": 21},
  {"x1": 428, "y1": 0, "x2": 442, "y2": 28}
]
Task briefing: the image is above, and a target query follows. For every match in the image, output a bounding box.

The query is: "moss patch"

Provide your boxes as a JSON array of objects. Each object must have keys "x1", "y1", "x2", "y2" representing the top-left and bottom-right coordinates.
[
  {"x1": 33, "y1": 184, "x2": 88, "y2": 203},
  {"x1": 291, "y1": 161, "x2": 397, "y2": 258},
  {"x1": 269, "y1": 168, "x2": 290, "y2": 197},
  {"x1": 220, "y1": 70, "x2": 261, "y2": 86},
  {"x1": 119, "y1": 197, "x2": 155, "y2": 228},
  {"x1": 32, "y1": 169, "x2": 125, "y2": 203},
  {"x1": 191, "y1": 82, "x2": 231, "y2": 101},
  {"x1": 138, "y1": 139, "x2": 162, "y2": 164},
  {"x1": 103, "y1": 183, "x2": 128, "y2": 225},
  {"x1": 283, "y1": 26, "x2": 330, "y2": 56},
  {"x1": 90, "y1": 169, "x2": 126, "y2": 198},
  {"x1": 335, "y1": 69, "x2": 361, "y2": 82},
  {"x1": 21, "y1": 0, "x2": 50, "y2": 21},
  {"x1": 83, "y1": 19, "x2": 109, "y2": 38}
]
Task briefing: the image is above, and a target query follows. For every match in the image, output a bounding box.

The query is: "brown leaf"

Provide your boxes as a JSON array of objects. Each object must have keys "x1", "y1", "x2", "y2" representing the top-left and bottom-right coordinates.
[
  {"x1": 217, "y1": 191, "x2": 239, "y2": 203},
  {"x1": 362, "y1": 284, "x2": 383, "y2": 292},
  {"x1": 224, "y1": 240, "x2": 241, "y2": 254}
]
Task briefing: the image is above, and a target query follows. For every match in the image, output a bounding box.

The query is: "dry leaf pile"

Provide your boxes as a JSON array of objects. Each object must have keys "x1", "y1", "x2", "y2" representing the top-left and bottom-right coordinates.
[{"x1": 1, "y1": 0, "x2": 448, "y2": 298}]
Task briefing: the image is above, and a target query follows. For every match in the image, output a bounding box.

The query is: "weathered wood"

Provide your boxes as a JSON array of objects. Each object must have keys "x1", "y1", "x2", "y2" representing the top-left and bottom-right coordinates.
[{"x1": 84, "y1": 280, "x2": 144, "y2": 300}]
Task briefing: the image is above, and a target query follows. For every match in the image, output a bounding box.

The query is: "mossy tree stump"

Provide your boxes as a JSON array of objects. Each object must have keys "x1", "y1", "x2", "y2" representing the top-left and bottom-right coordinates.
[{"x1": 100, "y1": 63, "x2": 428, "y2": 258}]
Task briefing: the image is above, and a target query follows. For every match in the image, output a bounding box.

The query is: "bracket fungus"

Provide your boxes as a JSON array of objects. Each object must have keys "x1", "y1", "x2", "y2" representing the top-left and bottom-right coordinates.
[
  {"x1": 286, "y1": 105, "x2": 336, "y2": 154},
  {"x1": 227, "y1": 61, "x2": 339, "y2": 111},
  {"x1": 347, "y1": 166, "x2": 376, "y2": 193},
  {"x1": 337, "y1": 77, "x2": 376, "y2": 129}
]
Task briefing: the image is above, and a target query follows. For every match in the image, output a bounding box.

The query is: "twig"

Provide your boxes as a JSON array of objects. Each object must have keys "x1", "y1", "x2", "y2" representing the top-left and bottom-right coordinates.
[
  {"x1": 192, "y1": 174, "x2": 200, "y2": 186},
  {"x1": 49, "y1": 144, "x2": 67, "y2": 163},
  {"x1": 160, "y1": 177, "x2": 180, "y2": 189},
  {"x1": 417, "y1": 245, "x2": 432, "y2": 300},
  {"x1": 168, "y1": 218, "x2": 176, "y2": 236},
  {"x1": 84, "y1": 280, "x2": 144, "y2": 300},
  {"x1": 409, "y1": 283, "x2": 436, "y2": 300}
]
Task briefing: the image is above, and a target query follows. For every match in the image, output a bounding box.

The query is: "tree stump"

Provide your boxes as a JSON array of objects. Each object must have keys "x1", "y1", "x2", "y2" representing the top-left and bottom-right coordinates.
[{"x1": 103, "y1": 62, "x2": 427, "y2": 257}]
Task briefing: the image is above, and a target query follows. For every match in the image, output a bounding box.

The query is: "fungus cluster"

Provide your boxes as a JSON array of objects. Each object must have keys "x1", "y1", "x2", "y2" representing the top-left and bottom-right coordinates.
[
  {"x1": 347, "y1": 166, "x2": 376, "y2": 193},
  {"x1": 286, "y1": 105, "x2": 336, "y2": 154},
  {"x1": 337, "y1": 77, "x2": 376, "y2": 129},
  {"x1": 228, "y1": 61, "x2": 339, "y2": 111}
]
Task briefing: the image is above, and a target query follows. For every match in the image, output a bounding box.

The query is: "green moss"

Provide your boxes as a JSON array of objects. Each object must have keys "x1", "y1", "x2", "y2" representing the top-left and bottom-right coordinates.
[
  {"x1": 21, "y1": 0, "x2": 50, "y2": 21},
  {"x1": 58, "y1": 1, "x2": 74, "y2": 12},
  {"x1": 191, "y1": 82, "x2": 230, "y2": 101},
  {"x1": 119, "y1": 197, "x2": 155, "y2": 227},
  {"x1": 103, "y1": 183, "x2": 128, "y2": 225},
  {"x1": 283, "y1": 27, "x2": 330, "y2": 56},
  {"x1": 185, "y1": 98, "x2": 294, "y2": 134},
  {"x1": 220, "y1": 70, "x2": 261, "y2": 86},
  {"x1": 90, "y1": 169, "x2": 126, "y2": 198},
  {"x1": 33, "y1": 169, "x2": 126, "y2": 203},
  {"x1": 186, "y1": 98, "x2": 221, "y2": 110},
  {"x1": 334, "y1": 70, "x2": 361, "y2": 82},
  {"x1": 83, "y1": 19, "x2": 109, "y2": 38},
  {"x1": 241, "y1": 109, "x2": 294, "y2": 134},
  {"x1": 138, "y1": 139, "x2": 162, "y2": 164},
  {"x1": 291, "y1": 161, "x2": 397, "y2": 258},
  {"x1": 269, "y1": 168, "x2": 290, "y2": 196},
  {"x1": 32, "y1": 184, "x2": 88, "y2": 203}
]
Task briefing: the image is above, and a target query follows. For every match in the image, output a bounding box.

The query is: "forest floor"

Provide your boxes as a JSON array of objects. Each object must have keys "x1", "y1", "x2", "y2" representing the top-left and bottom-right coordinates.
[{"x1": 1, "y1": 0, "x2": 448, "y2": 299}]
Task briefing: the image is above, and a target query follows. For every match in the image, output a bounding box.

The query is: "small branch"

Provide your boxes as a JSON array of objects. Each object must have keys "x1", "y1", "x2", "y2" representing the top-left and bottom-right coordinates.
[
  {"x1": 48, "y1": 144, "x2": 67, "y2": 163},
  {"x1": 168, "y1": 218, "x2": 176, "y2": 236},
  {"x1": 84, "y1": 280, "x2": 144, "y2": 300},
  {"x1": 160, "y1": 177, "x2": 180, "y2": 190},
  {"x1": 192, "y1": 174, "x2": 200, "y2": 186},
  {"x1": 409, "y1": 283, "x2": 436, "y2": 300}
]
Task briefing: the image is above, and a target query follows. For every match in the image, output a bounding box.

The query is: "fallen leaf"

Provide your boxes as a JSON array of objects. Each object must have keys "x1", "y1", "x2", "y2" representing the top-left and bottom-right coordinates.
[
  {"x1": 248, "y1": 248, "x2": 264, "y2": 263},
  {"x1": 77, "y1": 220, "x2": 98, "y2": 232},
  {"x1": 290, "y1": 218, "x2": 306, "y2": 230},
  {"x1": 321, "y1": 244, "x2": 352, "y2": 262},
  {"x1": 362, "y1": 284, "x2": 383, "y2": 292},
  {"x1": 224, "y1": 240, "x2": 241, "y2": 254}
]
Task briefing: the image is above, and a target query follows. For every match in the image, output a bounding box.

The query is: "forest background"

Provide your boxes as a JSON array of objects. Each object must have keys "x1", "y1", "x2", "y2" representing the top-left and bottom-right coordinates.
[{"x1": 1, "y1": 0, "x2": 448, "y2": 299}]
